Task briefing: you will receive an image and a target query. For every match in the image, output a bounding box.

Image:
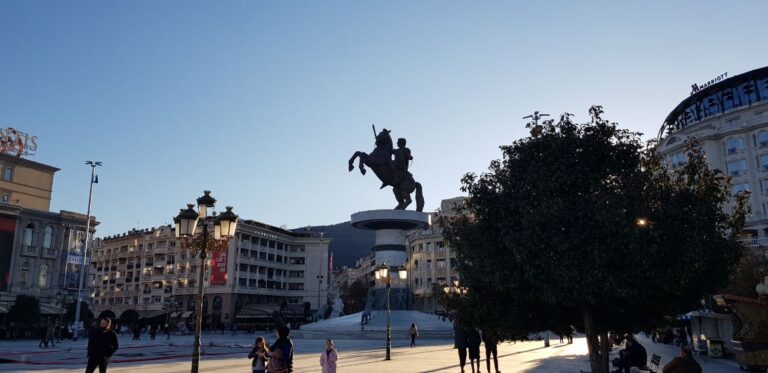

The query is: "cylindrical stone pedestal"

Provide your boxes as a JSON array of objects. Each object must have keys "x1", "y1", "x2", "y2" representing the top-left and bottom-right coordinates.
[{"x1": 351, "y1": 209, "x2": 430, "y2": 310}]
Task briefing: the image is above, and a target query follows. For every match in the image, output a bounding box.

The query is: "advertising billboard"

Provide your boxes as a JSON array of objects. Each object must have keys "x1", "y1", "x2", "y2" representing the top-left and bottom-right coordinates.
[
  {"x1": 0, "y1": 217, "x2": 15, "y2": 292},
  {"x1": 64, "y1": 229, "x2": 87, "y2": 290},
  {"x1": 209, "y1": 241, "x2": 228, "y2": 286}
]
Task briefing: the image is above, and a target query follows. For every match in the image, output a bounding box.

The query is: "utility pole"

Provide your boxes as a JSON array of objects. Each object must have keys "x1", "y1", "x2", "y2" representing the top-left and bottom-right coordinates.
[{"x1": 74, "y1": 161, "x2": 101, "y2": 339}]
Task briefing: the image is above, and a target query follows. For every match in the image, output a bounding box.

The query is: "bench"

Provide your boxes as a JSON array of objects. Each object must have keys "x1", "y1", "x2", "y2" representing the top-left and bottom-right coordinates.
[{"x1": 642, "y1": 354, "x2": 662, "y2": 373}]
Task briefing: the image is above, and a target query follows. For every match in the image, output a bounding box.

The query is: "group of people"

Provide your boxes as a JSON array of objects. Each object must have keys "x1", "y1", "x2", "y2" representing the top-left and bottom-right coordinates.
[
  {"x1": 247, "y1": 326, "x2": 317, "y2": 373},
  {"x1": 612, "y1": 336, "x2": 702, "y2": 373},
  {"x1": 454, "y1": 323, "x2": 500, "y2": 373}
]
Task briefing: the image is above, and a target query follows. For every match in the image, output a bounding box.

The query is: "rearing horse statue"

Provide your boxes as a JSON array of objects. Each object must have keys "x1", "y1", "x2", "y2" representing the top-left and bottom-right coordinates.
[{"x1": 348, "y1": 128, "x2": 425, "y2": 212}]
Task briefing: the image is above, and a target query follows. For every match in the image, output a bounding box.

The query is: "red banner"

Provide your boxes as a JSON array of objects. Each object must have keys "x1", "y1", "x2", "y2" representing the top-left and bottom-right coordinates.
[{"x1": 209, "y1": 242, "x2": 228, "y2": 286}]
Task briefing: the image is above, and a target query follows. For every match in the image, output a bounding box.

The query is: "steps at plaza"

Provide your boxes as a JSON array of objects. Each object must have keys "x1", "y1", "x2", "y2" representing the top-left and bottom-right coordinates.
[{"x1": 294, "y1": 310, "x2": 454, "y2": 340}]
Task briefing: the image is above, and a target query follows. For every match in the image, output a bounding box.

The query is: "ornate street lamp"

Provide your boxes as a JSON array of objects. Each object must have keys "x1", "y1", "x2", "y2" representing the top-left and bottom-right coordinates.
[
  {"x1": 376, "y1": 264, "x2": 407, "y2": 361},
  {"x1": 174, "y1": 191, "x2": 238, "y2": 373}
]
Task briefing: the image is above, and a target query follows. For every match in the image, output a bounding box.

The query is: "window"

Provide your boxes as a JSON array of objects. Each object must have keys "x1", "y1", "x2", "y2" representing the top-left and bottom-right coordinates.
[
  {"x1": 757, "y1": 131, "x2": 768, "y2": 148},
  {"x1": 20, "y1": 261, "x2": 30, "y2": 284},
  {"x1": 670, "y1": 152, "x2": 686, "y2": 167},
  {"x1": 732, "y1": 183, "x2": 751, "y2": 196},
  {"x1": 437, "y1": 259, "x2": 446, "y2": 269},
  {"x1": 760, "y1": 155, "x2": 768, "y2": 171},
  {"x1": 725, "y1": 137, "x2": 745, "y2": 154},
  {"x1": 288, "y1": 283, "x2": 304, "y2": 290},
  {"x1": 1, "y1": 191, "x2": 9, "y2": 203},
  {"x1": 23, "y1": 223, "x2": 34, "y2": 246},
  {"x1": 2, "y1": 166, "x2": 13, "y2": 181},
  {"x1": 43, "y1": 226, "x2": 53, "y2": 249},
  {"x1": 427, "y1": 260, "x2": 432, "y2": 269},
  {"x1": 727, "y1": 160, "x2": 748, "y2": 177}
]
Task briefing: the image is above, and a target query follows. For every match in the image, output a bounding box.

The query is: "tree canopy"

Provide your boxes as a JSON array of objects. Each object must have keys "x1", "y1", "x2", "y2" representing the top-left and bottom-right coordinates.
[
  {"x1": 442, "y1": 107, "x2": 747, "y2": 372},
  {"x1": 8, "y1": 294, "x2": 40, "y2": 327}
]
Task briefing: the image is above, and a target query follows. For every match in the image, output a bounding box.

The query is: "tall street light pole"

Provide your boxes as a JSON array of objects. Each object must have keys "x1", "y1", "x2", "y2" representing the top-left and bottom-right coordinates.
[
  {"x1": 375, "y1": 264, "x2": 407, "y2": 361},
  {"x1": 175, "y1": 191, "x2": 238, "y2": 373},
  {"x1": 523, "y1": 111, "x2": 550, "y2": 127},
  {"x1": 74, "y1": 161, "x2": 101, "y2": 339}
]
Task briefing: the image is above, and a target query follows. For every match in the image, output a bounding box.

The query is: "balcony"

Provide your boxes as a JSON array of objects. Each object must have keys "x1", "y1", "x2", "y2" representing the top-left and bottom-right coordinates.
[{"x1": 21, "y1": 245, "x2": 37, "y2": 256}]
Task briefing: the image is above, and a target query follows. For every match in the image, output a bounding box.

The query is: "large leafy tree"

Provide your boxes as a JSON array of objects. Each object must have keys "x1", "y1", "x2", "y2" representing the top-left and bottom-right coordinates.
[
  {"x1": 340, "y1": 278, "x2": 370, "y2": 315},
  {"x1": 443, "y1": 107, "x2": 747, "y2": 373},
  {"x1": 65, "y1": 300, "x2": 94, "y2": 327},
  {"x1": 8, "y1": 294, "x2": 41, "y2": 329}
]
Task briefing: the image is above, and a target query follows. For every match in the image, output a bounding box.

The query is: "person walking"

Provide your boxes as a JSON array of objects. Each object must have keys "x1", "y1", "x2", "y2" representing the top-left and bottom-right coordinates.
[
  {"x1": 454, "y1": 321, "x2": 469, "y2": 373},
  {"x1": 409, "y1": 323, "x2": 419, "y2": 347},
  {"x1": 39, "y1": 323, "x2": 55, "y2": 348},
  {"x1": 85, "y1": 318, "x2": 119, "y2": 373},
  {"x1": 468, "y1": 328, "x2": 482, "y2": 373},
  {"x1": 482, "y1": 329, "x2": 500, "y2": 373},
  {"x1": 267, "y1": 326, "x2": 294, "y2": 373},
  {"x1": 149, "y1": 325, "x2": 157, "y2": 340},
  {"x1": 662, "y1": 346, "x2": 702, "y2": 373},
  {"x1": 248, "y1": 336, "x2": 270, "y2": 373},
  {"x1": 319, "y1": 338, "x2": 338, "y2": 373}
]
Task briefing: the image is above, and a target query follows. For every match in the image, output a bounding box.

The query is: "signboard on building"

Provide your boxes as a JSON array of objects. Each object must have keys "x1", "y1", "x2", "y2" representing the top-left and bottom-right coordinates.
[
  {"x1": 0, "y1": 127, "x2": 38, "y2": 158},
  {"x1": 690, "y1": 72, "x2": 728, "y2": 95},
  {"x1": 64, "y1": 229, "x2": 87, "y2": 290},
  {"x1": 209, "y1": 242, "x2": 228, "y2": 286}
]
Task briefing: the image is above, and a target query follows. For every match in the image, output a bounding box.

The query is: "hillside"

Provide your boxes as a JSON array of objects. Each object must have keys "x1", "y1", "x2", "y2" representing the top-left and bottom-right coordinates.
[{"x1": 292, "y1": 221, "x2": 374, "y2": 269}]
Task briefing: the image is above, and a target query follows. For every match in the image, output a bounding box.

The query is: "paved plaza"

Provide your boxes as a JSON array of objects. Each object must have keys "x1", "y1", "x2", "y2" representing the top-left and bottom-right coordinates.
[{"x1": 0, "y1": 332, "x2": 742, "y2": 372}]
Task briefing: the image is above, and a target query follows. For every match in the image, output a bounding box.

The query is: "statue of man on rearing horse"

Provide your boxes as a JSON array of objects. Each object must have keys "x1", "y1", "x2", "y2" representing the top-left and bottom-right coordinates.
[{"x1": 348, "y1": 126, "x2": 425, "y2": 212}]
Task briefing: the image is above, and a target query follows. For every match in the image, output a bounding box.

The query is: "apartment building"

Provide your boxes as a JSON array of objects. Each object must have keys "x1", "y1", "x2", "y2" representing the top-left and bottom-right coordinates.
[{"x1": 90, "y1": 219, "x2": 329, "y2": 328}]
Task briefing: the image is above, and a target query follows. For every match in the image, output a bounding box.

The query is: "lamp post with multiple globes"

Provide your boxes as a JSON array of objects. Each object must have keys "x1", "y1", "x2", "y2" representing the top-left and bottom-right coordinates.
[
  {"x1": 375, "y1": 264, "x2": 407, "y2": 361},
  {"x1": 173, "y1": 191, "x2": 238, "y2": 373}
]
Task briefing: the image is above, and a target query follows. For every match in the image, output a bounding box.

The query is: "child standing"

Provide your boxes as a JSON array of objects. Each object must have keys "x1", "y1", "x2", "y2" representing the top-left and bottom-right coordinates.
[{"x1": 248, "y1": 336, "x2": 269, "y2": 373}]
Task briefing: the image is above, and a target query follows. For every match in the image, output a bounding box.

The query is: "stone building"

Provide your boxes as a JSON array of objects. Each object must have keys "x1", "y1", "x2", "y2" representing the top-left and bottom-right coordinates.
[
  {"x1": 0, "y1": 149, "x2": 92, "y2": 315},
  {"x1": 89, "y1": 220, "x2": 329, "y2": 328}
]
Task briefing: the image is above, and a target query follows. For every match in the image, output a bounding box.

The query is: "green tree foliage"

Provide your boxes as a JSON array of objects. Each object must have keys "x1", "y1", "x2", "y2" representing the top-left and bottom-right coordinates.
[
  {"x1": 64, "y1": 300, "x2": 94, "y2": 326},
  {"x1": 8, "y1": 294, "x2": 41, "y2": 328},
  {"x1": 340, "y1": 278, "x2": 370, "y2": 315},
  {"x1": 442, "y1": 107, "x2": 747, "y2": 373}
]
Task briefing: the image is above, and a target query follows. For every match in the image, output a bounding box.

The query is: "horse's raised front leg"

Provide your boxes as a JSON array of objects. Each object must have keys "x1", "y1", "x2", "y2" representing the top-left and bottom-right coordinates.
[
  {"x1": 348, "y1": 152, "x2": 360, "y2": 172},
  {"x1": 358, "y1": 156, "x2": 366, "y2": 175}
]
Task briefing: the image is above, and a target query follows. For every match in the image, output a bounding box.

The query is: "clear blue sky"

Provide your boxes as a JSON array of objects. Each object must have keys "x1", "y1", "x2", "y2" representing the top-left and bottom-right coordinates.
[{"x1": 1, "y1": 1, "x2": 766, "y2": 237}]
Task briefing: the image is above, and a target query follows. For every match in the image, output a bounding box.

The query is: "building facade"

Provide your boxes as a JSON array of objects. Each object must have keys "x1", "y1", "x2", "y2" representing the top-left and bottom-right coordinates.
[
  {"x1": 657, "y1": 66, "x2": 768, "y2": 244},
  {"x1": 89, "y1": 220, "x2": 329, "y2": 328},
  {"x1": 0, "y1": 150, "x2": 92, "y2": 314},
  {"x1": 406, "y1": 222, "x2": 458, "y2": 313}
]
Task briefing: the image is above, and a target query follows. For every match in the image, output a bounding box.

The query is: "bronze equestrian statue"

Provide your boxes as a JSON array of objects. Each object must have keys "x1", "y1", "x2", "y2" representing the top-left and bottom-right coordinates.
[{"x1": 348, "y1": 126, "x2": 425, "y2": 212}]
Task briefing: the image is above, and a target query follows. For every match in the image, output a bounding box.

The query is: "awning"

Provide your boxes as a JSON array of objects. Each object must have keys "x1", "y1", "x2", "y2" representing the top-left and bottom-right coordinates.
[
  {"x1": 180, "y1": 311, "x2": 193, "y2": 318},
  {"x1": 170, "y1": 311, "x2": 181, "y2": 318},
  {"x1": 0, "y1": 303, "x2": 11, "y2": 314},
  {"x1": 40, "y1": 303, "x2": 66, "y2": 315},
  {"x1": 137, "y1": 310, "x2": 167, "y2": 319}
]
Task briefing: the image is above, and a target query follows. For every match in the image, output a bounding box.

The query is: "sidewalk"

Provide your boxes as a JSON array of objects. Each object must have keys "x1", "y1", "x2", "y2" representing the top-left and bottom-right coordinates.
[{"x1": 0, "y1": 333, "x2": 744, "y2": 372}]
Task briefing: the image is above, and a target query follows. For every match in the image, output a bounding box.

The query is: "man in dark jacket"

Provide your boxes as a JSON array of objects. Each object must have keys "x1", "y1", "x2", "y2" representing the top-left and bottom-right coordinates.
[
  {"x1": 269, "y1": 326, "x2": 294, "y2": 372},
  {"x1": 662, "y1": 346, "x2": 702, "y2": 373},
  {"x1": 86, "y1": 318, "x2": 119, "y2": 373},
  {"x1": 612, "y1": 337, "x2": 647, "y2": 373}
]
